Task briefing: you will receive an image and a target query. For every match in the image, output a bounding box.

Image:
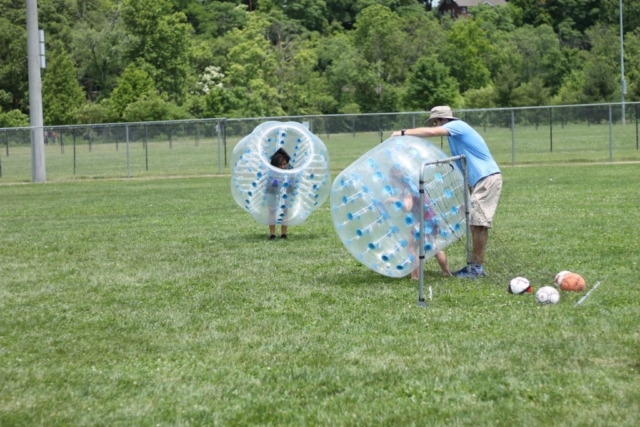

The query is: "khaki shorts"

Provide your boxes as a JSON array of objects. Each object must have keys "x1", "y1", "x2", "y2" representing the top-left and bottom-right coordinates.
[{"x1": 470, "y1": 173, "x2": 502, "y2": 228}]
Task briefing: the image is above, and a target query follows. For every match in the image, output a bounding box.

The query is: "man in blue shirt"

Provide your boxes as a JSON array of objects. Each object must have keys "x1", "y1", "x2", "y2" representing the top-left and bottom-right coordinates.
[{"x1": 392, "y1": 106, "x2": 502, "y2": 278}]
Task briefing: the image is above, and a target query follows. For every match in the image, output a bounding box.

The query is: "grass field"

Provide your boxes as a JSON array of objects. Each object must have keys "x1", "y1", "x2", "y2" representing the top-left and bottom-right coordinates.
[{"x1": 1, "y1": 162, "x2": 639, "y2": 426}]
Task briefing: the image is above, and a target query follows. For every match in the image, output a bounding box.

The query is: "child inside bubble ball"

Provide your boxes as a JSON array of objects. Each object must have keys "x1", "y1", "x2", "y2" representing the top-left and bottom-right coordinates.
[
  {"x1": 384, "y1": 166, "x2": 452, "y2": 279},
  {"x1": 267, "y1": 148, "x2": 293, "y2": 240}
]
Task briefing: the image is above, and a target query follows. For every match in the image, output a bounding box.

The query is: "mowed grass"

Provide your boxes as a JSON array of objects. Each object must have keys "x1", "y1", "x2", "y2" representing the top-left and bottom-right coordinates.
[
  {"x1": 1, "y1": 121, "x2": 640, "y2": 183},
  {"x1": 0, "y1": 163, "x2": 639, "y2": 426}
]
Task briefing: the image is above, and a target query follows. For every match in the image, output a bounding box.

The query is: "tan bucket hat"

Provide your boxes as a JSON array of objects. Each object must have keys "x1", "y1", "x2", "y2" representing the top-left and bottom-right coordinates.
[{"x1": 425, "y1": 105, "x2": 458, "y2": 124}]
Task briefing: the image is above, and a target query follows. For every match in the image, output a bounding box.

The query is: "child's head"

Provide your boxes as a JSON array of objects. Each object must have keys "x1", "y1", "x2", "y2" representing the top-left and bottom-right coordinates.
[{"x1": 271, "y1": 148, "x2": 291, "y2": 169}]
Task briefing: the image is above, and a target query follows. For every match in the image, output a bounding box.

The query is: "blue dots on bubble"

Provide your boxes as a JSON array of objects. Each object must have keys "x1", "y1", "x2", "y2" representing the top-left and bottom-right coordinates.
[
  {"x1": 330, "y1": 136, "x2": 468, "y2": 278},
  {"x1": 230, "y1": 121, "x2": 331, "y2": 227}
]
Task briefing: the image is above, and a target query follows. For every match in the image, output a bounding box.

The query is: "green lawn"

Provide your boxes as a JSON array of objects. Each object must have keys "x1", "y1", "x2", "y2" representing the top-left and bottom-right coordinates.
[{"x1": 1, "y1": 163, "x2": 639, "y2": 426}]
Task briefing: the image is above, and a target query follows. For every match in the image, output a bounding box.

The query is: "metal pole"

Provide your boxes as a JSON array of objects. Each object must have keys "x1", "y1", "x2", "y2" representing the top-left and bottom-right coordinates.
[
  {"x1": 418, "y1": 163, "x2": 428, "y2": 308},
  {"x1": 609, "y1": 105, "x2": 613, "y2": 162},
  {"x1": 461, "y1": 157, "x2": 471, "y2": 268},
  {"x1": 126, "y1": 124, "x2": 130, "y2": 178},
  {"x1": 73, "y1": 131, "x2": 76, "y2": 175},
  {"x1": 620, "y1": 0, "x2": 626, "y2": 125},
  {"x1": 144, "y1": 124, "x2": 149, "y2": 171},
  {"x1": 549, "y1": 107, "x2": 553, "y2": 152},
  {"x1": 511, "y1": 110, "x2": 515, "y2": 165},
  {"x1": 632, "y1": 104, "x2": 638, "y2": 150},
  {"x1": 417, "y1": 155, "x2": 468, "y2": 308},
  {"x1": 216, "y1": 120, "x2": 222, "y2": 174},
  {"x1": 26, "y1": 0, "x2": 46, "y2": 182}
]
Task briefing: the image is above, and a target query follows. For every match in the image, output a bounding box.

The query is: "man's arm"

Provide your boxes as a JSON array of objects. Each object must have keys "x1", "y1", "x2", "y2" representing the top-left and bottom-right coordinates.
[{"x1": 391, "y1": 126, "x2": 450, "y2": 138}]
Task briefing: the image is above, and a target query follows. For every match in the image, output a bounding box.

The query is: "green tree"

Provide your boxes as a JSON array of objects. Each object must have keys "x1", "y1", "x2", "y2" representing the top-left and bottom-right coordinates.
[
  {"x1": 0, "y1": 17, "x2": 28, "y2": 112},
  {"x1": 70, "y1": 6, "x2": 131, "y2": 99},
  {"x1": 470, "y1": 4, "x2": 517, "y2": 33},
  {"x1": 398, "y1": 8, "x2": 446, "y2": 79},
  {"x1": 545, "y1": 0, "x2": 608, "y2": 35},
  {"x1": 75, "y1": 100, "x2": 118, "y2": 124},
  {"x1": 109, "y1": 63, "x2": 157, "y2": 119},
  {"x1": 42, "y1": 48, "x2": 86, "y2": 125},
  {"x1": 202, "y1": 86, "x2": 229, "y2": 118},
  {"x1": 123, "y1": 93, "x2": 190, "y2": 122},
  {"x1": 280, "y1": 45, "x2": 337, "y2": 115},
  {"x1": 0, "y1": 109, "x2": 30, "y2": 128},
  {"x1": 582, "y1": 59, "x2": 618, "y2": 103},
  {"x1": 442, "y1": 19, "x2": 492, "y2": 93},
  {"x1": 316, "y1": 34, "x2": 361, "y2": 110},
  {"x1": 462, "y1": 85, "x2": 497, "y2": 109},
  {"x1": 507, "y1": 0, "x2": 554, "y2": 28},
  {"x1": 493, "y1": 66, "x2": 521, "y2": 107},
  {"x1": 351, "y1": 5, "x2": 405, "y2": 84},
  {"x1": 259, "y1": 0, "x2": 329, "y2": 34},
  {"x1": 402, "y1": 55, "x2": 459, "y2": 110},
  {"x1": 511, "y1": 77, "x2": 551, "y2": 107},
  {"x1": 218, "y1": 13, "x2": 289, "y2": 117},
  {"x1": 121, "y1": 0, "x2": 193, "y2": 103},
  {"x1": 512, "y1": 25, "x2": 563, "y2": 85},
  {"x1": 624, "y1": 28, "x2": 640, "y2": 102},
  {"x1": 184, "y1": 0, "x2": 248, "y2": 38},
  {"x1": 552, "y1": 70, "x2": 587, "y2": 105}
]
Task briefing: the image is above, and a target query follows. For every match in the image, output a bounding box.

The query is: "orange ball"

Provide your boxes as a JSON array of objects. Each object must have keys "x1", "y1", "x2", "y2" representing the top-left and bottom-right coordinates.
[{"x1": 560, "y1": 272, "x2": 586, "y2": 292}]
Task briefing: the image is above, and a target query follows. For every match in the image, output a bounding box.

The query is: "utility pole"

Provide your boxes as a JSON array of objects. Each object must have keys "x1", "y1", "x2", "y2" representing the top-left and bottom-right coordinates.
[
  {"x1": 620, "y1": 0, "x2": 626, "y2": 125},
  {"x1": 26, "y1": 0, "x2": 46, "y2": 182}
]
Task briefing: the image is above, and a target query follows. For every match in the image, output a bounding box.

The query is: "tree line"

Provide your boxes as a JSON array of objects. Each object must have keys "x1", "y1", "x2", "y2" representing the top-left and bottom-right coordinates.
[{"x1": 1, "y1": 0, "x2": 640, "y2": 128}]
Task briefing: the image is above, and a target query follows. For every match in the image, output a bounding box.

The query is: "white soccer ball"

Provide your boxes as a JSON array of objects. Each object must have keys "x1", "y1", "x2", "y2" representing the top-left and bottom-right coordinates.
[
  {"x1": 536, "y1": 286, "x2": 560, "y2": 304},
  {"x1": 554, "y1": 270, "x2": 572, "y2": 287},
  {"x1": 509, "y1": 277, "x2": 531, "y2": 294}
]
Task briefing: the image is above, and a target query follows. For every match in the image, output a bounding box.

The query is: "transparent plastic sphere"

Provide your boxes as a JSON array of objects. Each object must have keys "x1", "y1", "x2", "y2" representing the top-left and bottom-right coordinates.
[
  {"x1": 230, "y1": 121, "x2": 331, "y2": 226},
  {"x1": 330, "y1": 136, "x2": 467, "y2": 278}
]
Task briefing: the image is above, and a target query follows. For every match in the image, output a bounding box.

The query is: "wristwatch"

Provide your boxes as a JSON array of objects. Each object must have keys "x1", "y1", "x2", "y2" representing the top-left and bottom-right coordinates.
[{"x1": 401, "y1": 129, "x2": 406, "y2": 136}]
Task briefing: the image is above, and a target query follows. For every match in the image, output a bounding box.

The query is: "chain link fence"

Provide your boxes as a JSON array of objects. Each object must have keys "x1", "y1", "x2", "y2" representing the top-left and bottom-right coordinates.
[{"x1": 1, "y1": 103, "x2": 639, "y2": 182}]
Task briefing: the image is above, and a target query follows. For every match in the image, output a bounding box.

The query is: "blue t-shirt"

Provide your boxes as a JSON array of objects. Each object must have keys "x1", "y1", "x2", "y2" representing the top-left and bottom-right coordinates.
[{"x1": 442, "y1": 120, "x2": 500, "y2": 187}]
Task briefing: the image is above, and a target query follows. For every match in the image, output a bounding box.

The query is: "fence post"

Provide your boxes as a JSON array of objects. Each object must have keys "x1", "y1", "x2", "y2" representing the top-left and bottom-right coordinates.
[
  {"x1": 144, "y1": 124, "x2": 149, "y2": 171},
  {"x1": 609, "y1": 105, "x2": 613, "y2": 162},
  {"x1": 216, "y1": 119, "x2": 222, "y2": 174},
  {"x1": 549, "y1": 107, "x2": 553, "y2": 152},
  {"x1": 195, "y1": 123, "x2": 200, "y2": 147},
  {"x1": 115, "y1": 126, "x2": 119, "y2": 151},
  {"x1": 89, "y1": 127, "x2": 92, "y2": 152},
  {"x1": 73, "y1": 131, "x2": 77, "y2": 175},
  {"x1": 352, "y1": 117, "x2": 356, "y2": 137},
  {"x1": 168, "y1": 126, "x2": 172, "y2": 149},
  {"x1": 60, "y1": 133, "x2": 64, "y2": 154},
  {"x1": 0, "y1": 147, "x2": 2, "y2": 178},
  {"x1": 126, "y1": 123, "x2": 130, "y2": 178},
  {"x1": 223, "y1": 118, "x2": 227, "y2": 167},
  {"x1": 511, "y1": 109, "x2": 515, "y2": 166},
  {"x1": 634, "y1": 104, "x2": 638, "y2": 150},
  {"x1": 5, "y1": 130, "x2": 9, "y2": 157}
]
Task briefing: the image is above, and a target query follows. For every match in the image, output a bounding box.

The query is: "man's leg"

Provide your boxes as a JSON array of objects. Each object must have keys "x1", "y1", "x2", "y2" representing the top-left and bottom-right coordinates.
[{"x1": 471, "y1": 225, "x2": 489, "y2": 265}]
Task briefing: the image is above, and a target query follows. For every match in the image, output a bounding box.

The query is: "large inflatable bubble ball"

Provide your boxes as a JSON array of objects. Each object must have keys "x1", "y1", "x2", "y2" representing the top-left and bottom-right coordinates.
[
  {"x1": 230, "y1": 121, "x2": 331, "y2": 227},
  {"x1": 331, "y1": 136, "x2": 467, "y2": 278}
]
